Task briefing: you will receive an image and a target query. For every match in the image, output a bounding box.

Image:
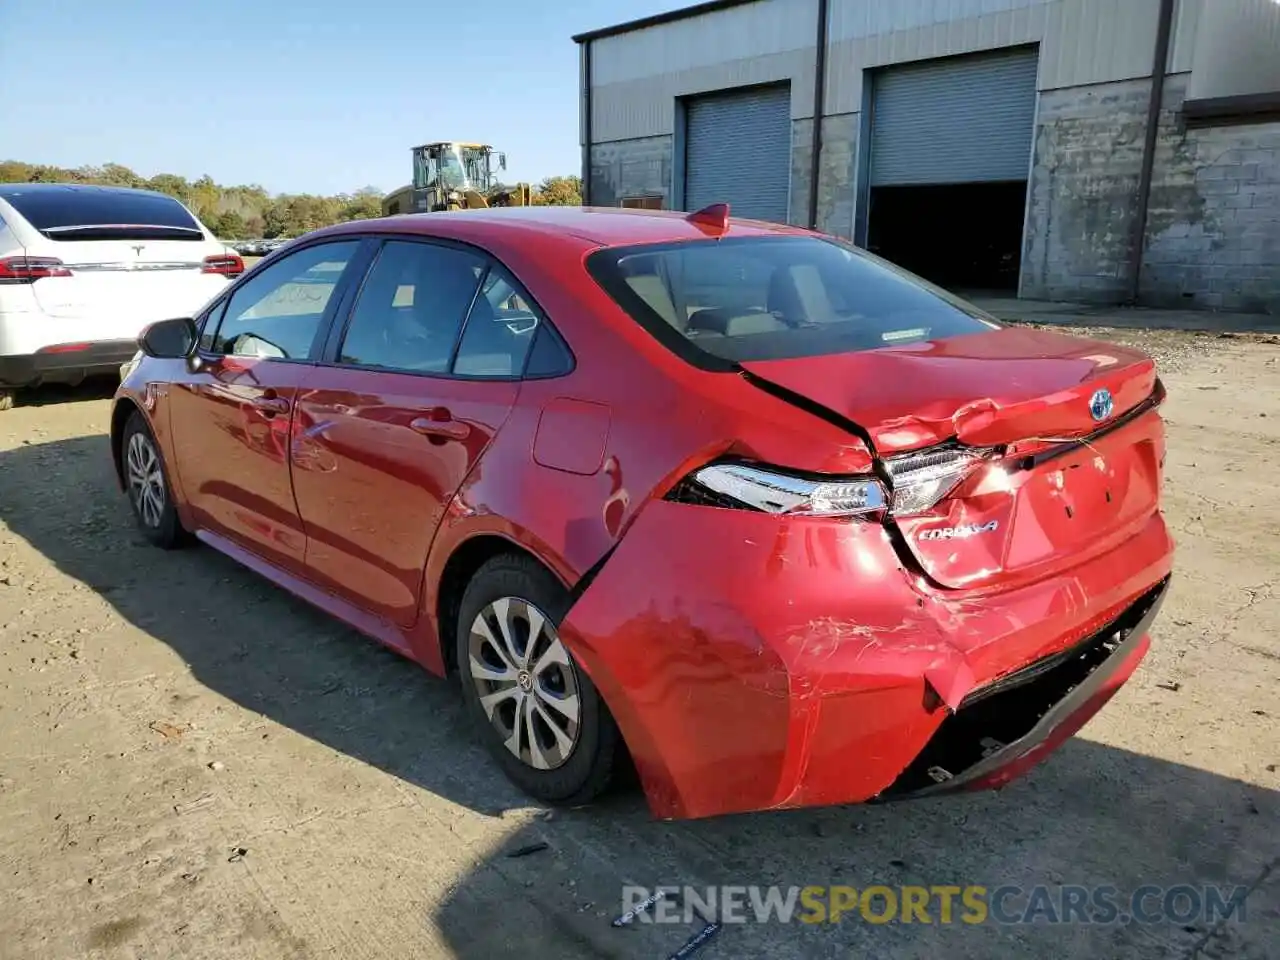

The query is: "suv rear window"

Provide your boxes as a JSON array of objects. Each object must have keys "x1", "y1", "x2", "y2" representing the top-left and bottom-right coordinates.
[
  {"x1": 1, "y1": 188, "x2": 204, "y2": 241},
  {"x1": 585, "y1": 236, "x2": 999, "y2": 369}
]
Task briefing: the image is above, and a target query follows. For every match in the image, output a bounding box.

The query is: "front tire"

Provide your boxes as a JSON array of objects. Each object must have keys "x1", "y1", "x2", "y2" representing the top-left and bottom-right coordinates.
[
  {"x1": 121, "y1": 411, "x2": 186, "y2": 549},
  {"x1": 456, "y1": 554, "x2": 621, "y2": 806}
]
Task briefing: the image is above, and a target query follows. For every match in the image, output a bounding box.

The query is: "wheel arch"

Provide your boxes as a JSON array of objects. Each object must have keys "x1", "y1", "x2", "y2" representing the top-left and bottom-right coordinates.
[
  {"x1": 433, "y1": 532, "x2": 572, "y2": 676},
  {"x1": 436, "y1": 527, "x2": 638, "y2": 798},
  {"x1": 109, "y1": 397, "x2": 145, "y2": 491}
]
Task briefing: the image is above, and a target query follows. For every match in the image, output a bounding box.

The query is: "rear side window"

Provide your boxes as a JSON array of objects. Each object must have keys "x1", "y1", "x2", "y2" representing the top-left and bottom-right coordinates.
[
  {"x1": 452, "y1": 265, "x2": 542, "y2": 377},
  {"x1": 585, "y1": 236, "x2": 999, "y2": 369},
  {"x1": 338, "y1": 240, "x2": 486, "y2": 374},
  {"x1": 0, "y1": 188, "x2": 204, "y2": 241}
]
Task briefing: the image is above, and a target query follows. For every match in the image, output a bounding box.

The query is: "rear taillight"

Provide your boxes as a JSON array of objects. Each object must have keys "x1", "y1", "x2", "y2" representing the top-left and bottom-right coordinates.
[
  {"x1": 0, "y1": 255, "x2": 72, "y2": 283},
  {"x1": 668, "y1": 462, "x2": 888, "y2": 518},
  {"x1": 202, "y1": 253, "x2": 244, "y2": 276},
  {"x1": 883, "y1": 446, "x2": 996, "y2": 516}
]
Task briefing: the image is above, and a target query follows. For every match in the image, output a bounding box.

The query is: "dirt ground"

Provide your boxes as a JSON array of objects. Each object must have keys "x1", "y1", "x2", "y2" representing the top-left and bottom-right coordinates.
[{"x1": 0, "y1": 327, "x2": 1277, "y2": 960}]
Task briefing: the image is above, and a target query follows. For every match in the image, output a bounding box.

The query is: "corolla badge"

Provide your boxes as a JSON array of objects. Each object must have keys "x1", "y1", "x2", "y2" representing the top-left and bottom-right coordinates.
[
  {"x1": 918, "y1": 520, "x2": 999, "y2": 542},
  {"x1": 1089, "y1": 387, "x2": 1114, "y2": 422}
]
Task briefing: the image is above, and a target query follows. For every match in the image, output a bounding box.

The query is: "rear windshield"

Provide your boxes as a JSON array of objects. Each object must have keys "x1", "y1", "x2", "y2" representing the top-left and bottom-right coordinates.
[
  {"x1": 1, "y1": 189, "x2": 204, "y2": 241},
  {"x1": 585, "y1": 235, "x2": 999, "y2": 368}
]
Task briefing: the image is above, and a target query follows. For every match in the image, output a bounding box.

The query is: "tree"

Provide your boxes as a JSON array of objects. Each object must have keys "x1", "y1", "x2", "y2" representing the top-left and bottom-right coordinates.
[
  {"x1": 213, "y1": 210, "x2": 247, "y2": 239},
  {"x1": 532, "y1": 175, "x2": 582, "y2": 206},
  {"x1": 189, "y1": 175, "x2": 219, "y2": 220},
  {"x1": 147, "y1": 173, "x2": 191, "y2": 200},
  {"x1": 0, "y1": 161, "x2": 33, "y2": 182},
  {"x1": 337, "y1": 193, "x2": 382, "y2": 223},
  {"x1": 100, "y1": 163, "x2": 144, "y2": 187},
  {"x1": 0, "y1": 158, "x2": 579, "y2": 235},
  {"x1": 263, "y1": 194, "x2": 339, "y2": 238}
]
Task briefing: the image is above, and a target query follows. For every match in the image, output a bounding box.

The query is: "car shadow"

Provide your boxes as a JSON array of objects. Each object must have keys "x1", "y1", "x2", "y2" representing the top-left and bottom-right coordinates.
[
  {"x1": 1, "y1": 435, "x2": 1276, "y2": 959},
  {"x1": 431, "y1": 737, "x2": 1280, "y2": 959}
]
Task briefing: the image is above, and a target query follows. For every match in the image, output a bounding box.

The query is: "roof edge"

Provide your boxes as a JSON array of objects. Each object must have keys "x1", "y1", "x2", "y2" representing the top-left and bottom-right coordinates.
[{"x1": 572, "y1": 0, "x2": 763, "y2": 44}]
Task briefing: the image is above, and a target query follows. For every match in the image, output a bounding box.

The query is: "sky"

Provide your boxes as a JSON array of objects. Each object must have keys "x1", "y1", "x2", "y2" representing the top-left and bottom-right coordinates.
[{"x1": 0, "y1": 0, "x2": 681, "y2": 197}]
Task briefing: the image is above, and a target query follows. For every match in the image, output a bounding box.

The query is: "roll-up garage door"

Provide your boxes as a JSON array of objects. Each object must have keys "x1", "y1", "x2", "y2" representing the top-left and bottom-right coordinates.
[
  {"x1": 685, "y1": 84, "x2": 791, "y2": 223},
  {"x1": 870, "y1": 47, "x2": 1039, "y2": 186}
]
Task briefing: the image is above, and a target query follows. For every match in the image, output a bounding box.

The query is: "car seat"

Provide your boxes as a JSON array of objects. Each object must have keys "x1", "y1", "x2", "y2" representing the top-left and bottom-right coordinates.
[
  {"x1": 767, "y1": 263, "x2": 837, "y2": 326},
  {"x1": 621, "y1": 259, "x2": 684, "y2": 332}
]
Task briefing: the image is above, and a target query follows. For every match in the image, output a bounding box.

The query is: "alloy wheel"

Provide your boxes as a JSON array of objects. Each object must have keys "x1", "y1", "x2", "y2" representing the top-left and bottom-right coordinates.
[
  {"x1": 125, "y1": 430, "x2": 166, "y2": 529},
  {"x1": 467, "y1": 597, "x2": 581, "y2": 771}
]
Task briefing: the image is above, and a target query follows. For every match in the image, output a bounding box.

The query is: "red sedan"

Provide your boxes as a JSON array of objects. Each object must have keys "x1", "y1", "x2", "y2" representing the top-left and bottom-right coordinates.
[{"x1": 111, "y1": 205, "x2": 1173, "y2": 820}]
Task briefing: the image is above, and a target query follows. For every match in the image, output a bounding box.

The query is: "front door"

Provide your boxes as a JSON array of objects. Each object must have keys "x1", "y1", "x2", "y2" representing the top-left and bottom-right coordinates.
[
  {"x1": 291, "y1": 239, "x2": 539, "y2": 627},
  {"x1": 168, "y1": 239, "x2": 364, "y2": 573}
]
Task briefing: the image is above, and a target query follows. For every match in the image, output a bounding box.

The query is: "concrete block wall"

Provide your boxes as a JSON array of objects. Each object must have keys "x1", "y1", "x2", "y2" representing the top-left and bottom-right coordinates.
[
  {"x1": 1021, "y1": 77, "x2": 1154, "y2": 302},
  {"x1": 789, "y1": 120, "x2": 812, "y2": 227},
  {"x1": 1141, "y1": 84, "x2": 1280, "y2": 313},
  {"x1": 588, "y1": 136, "x2": 673, "y2": 208},
  {"x1": 1023, "y1": 75, "x2": 1280, "y2": 313},
  {"x1": 816, "y1": 114, "x2": 859, "y2": 239}
]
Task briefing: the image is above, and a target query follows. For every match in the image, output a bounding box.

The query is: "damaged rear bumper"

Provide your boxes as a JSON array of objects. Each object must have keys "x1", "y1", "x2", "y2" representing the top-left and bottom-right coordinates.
[
  {"x1": 558, "y1": 500, "x2": 1173, "y2": 821},
  {"x1": 877, "y1": 575, "x2": 1168, "y2": 800}
]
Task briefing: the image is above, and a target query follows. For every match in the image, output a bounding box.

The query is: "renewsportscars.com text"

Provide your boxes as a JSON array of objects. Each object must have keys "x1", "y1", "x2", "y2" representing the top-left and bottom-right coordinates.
[{"x1": 619, "y1": 884, "x2": 1251, "y2": 927}]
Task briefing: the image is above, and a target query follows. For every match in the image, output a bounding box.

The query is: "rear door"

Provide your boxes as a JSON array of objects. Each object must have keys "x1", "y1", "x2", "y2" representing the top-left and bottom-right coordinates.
[
  {"x1": 166, "y1": 239, "x2": 367, "y2": 574},
  {"x1": 290, "y1": 238, "x2": 539, "y2": 627},
  {"x1": 3, "y1": 187, "x2": 232, "y2": 342}
]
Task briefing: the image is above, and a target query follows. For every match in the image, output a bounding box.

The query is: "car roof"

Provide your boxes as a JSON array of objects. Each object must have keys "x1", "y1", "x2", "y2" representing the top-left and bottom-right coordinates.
[
  {"x1": 306, "y1": 205, "x2": 814, "y2": 251},
  {"x1": 0, "y1": 182, "x2": 177, "y2": 202}
]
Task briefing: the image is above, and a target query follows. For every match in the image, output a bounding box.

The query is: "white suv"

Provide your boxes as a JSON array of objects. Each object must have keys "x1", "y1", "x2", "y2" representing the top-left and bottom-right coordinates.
[{"x1": 0, "y1": 183, "x2": 243, "y2": 409}]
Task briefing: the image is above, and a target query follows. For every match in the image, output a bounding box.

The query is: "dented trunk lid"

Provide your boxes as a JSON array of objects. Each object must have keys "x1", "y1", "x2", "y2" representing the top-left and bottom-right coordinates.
[
  {"x1": 741, "y1": 327, "x2": 1165, "y2": 589},
  {"x1": 740, "y1": 327, "x2": 1157, "y2": 454}
]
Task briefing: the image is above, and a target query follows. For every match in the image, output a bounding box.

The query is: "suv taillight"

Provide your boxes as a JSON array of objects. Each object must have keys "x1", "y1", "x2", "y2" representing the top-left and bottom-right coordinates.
[
  {"x1": 0, "y1": 256, "x2": 72, "y2": 283},
  {"x1": 202, "y1": 253, "x2": 244, "y2": 276}
]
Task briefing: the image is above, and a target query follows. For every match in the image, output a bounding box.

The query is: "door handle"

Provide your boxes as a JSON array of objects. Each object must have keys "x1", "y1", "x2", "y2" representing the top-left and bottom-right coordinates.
[
  {"x1": 253, "y1": 395, "x2": 290, "y2": 416},
  {"x1": 409, "y1": 409, "x2": 470, "y2": 442}
]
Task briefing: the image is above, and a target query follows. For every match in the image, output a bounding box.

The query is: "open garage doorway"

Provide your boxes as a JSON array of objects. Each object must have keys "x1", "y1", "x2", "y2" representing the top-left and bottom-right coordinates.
[
  {"x1": 867, "y1": 180, "x2": 1027, "y2": 292},
  {"x1": 862, "y1": 46, "x2": 1039, "y2": 296}
]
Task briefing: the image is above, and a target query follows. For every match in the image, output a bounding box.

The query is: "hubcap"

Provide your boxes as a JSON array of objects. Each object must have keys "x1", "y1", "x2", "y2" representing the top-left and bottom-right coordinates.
[
  {"x1": 125, "y1": 431, "x2": 166, "y2": 529},
  {"x1": 468, "y1": 597, "x2": 581, "y2": 771}
]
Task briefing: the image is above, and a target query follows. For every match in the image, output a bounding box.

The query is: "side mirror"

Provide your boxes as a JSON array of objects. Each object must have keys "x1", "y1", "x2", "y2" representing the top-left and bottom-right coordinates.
[{"x1": 138, "y1": 317, "x2": 197, "y2": 359}]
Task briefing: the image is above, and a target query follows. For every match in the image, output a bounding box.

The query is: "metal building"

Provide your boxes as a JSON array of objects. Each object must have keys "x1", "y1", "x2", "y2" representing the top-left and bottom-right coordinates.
[{"x1": 574, "y1": 0, "x2": 1280, "y2": 313}]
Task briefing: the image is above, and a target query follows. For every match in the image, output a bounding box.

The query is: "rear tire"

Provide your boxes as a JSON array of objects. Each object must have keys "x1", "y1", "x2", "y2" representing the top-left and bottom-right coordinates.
[
  {"x1": 456, "y1": 553, "x2": 621, "y2": 806},
  {"x1": 0, "y1": 389, "x2": 14, "y2": 411},
  {"x1": 121, "y1": 411, "x2": 187, "y2": 549}
]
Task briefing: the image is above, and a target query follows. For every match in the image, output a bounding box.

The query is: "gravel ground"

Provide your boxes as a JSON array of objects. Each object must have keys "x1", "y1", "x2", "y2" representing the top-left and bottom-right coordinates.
[{"x1": 0, "y1": 327, "x2": 1276, "y2": 960}]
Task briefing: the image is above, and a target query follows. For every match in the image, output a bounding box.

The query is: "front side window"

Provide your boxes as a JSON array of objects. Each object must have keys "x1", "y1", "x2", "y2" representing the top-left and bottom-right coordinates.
[
  {"x1": 585, "y1": 236, "x2": 999, "y2": 368},
  {"x1": 209, "y1": 240, "x2": 359, "y2": 360},
  {"x1": 338, "y1": 240, "x2": 485, "y2": 374}
]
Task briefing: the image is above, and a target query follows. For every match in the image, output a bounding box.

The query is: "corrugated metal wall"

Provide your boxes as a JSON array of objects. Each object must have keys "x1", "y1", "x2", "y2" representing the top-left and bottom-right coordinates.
[
  {"x1": 684, "y1": 85, "x2": 793, "y2": 221},
  {"x1": 589, "y1": 0, "x2": 817, "y2": 142},
  {"x1": 1168, "y1": 0, "x2": 1202, "y2": 75},
  {"x1": 1186, "y1": 0, "x2": 1280, "y2": 100},
  {"x1": 869, "y1": 48, "x2": 1039, "y2": 186},
  {"x1": 825, "y1": 1, "x2": 1051, "y2": 112},
  {"x1": 585, "y1": 0, "x2": 1205, "y2": 144},
  {"x1": 591, "y1": 0, "x2": 816, "y2": 85}
]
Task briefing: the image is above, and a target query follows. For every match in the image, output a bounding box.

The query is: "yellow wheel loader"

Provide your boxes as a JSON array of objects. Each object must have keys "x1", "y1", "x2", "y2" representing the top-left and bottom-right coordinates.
[{"x1": 383, "y1": 142, "x2": 531, "y2": 215}]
